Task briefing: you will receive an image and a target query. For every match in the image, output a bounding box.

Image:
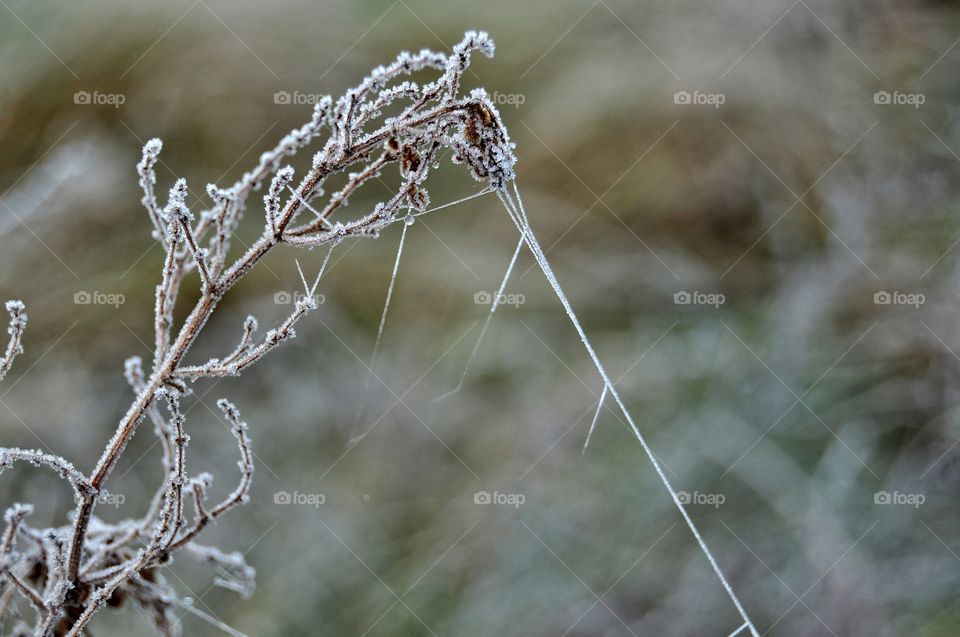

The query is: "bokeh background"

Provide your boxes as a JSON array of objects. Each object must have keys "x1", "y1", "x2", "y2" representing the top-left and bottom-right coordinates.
[{"x1": 1, "y1": 0, "x2": 960, "y2": 635}]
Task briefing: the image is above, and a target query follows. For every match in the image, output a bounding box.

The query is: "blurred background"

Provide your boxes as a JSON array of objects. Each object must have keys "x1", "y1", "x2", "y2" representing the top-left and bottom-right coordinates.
[{"x1": 1, "y1": 0, "x2": 959, "y2": 634}]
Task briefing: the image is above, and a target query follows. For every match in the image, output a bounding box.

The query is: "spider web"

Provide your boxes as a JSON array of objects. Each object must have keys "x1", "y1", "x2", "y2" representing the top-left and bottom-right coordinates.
[{"x1": 350, "y1": 180, "x2": 760, "y2": 637}]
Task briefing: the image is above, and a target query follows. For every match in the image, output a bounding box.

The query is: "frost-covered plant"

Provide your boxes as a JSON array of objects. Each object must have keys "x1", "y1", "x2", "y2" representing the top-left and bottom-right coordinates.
[
  {"x1": 0, "y1": 301, "x2": 27, "y2": 384},
  {"x1": 0, "y1": 31, "x2": 515, "y2": 636}
]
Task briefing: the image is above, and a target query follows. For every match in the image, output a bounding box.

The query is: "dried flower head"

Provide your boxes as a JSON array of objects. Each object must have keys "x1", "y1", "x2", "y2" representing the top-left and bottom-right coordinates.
[{"x1": 0, "y1": 31, "x2": 515, "y2": 636}]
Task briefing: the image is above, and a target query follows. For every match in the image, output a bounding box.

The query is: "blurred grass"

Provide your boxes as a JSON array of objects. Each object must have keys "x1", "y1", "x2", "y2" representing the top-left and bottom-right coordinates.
[{"x1": 2, "y1": 0, "x2": 960, "y2": 635}]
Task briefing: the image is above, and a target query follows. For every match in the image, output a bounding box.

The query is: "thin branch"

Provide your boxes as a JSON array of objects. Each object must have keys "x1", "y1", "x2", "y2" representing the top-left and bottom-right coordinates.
[{"x1": 0, "y1": 301, "x2": 27, "y2": 383}]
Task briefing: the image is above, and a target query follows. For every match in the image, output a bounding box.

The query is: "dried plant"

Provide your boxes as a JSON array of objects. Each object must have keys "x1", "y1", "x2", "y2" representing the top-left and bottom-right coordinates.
[
  {"x1": 0, "y1": 301, "x2": 27, "y2": 384},
  {"x1": 0, "y1": 31, "x2": 515, "y2": 636}
]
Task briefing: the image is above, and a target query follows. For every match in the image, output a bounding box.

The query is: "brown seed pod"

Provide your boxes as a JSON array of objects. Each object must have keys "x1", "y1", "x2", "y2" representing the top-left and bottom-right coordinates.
[
  {"x1": 477, "y1": 102, "x2": 493, "y2": 126},
  {"x1": 401, "y1": 145, "x2": 421, "y2": 174},
  {"x1": 465, "y1": 120, "x2": 481, "y2": 145}
]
